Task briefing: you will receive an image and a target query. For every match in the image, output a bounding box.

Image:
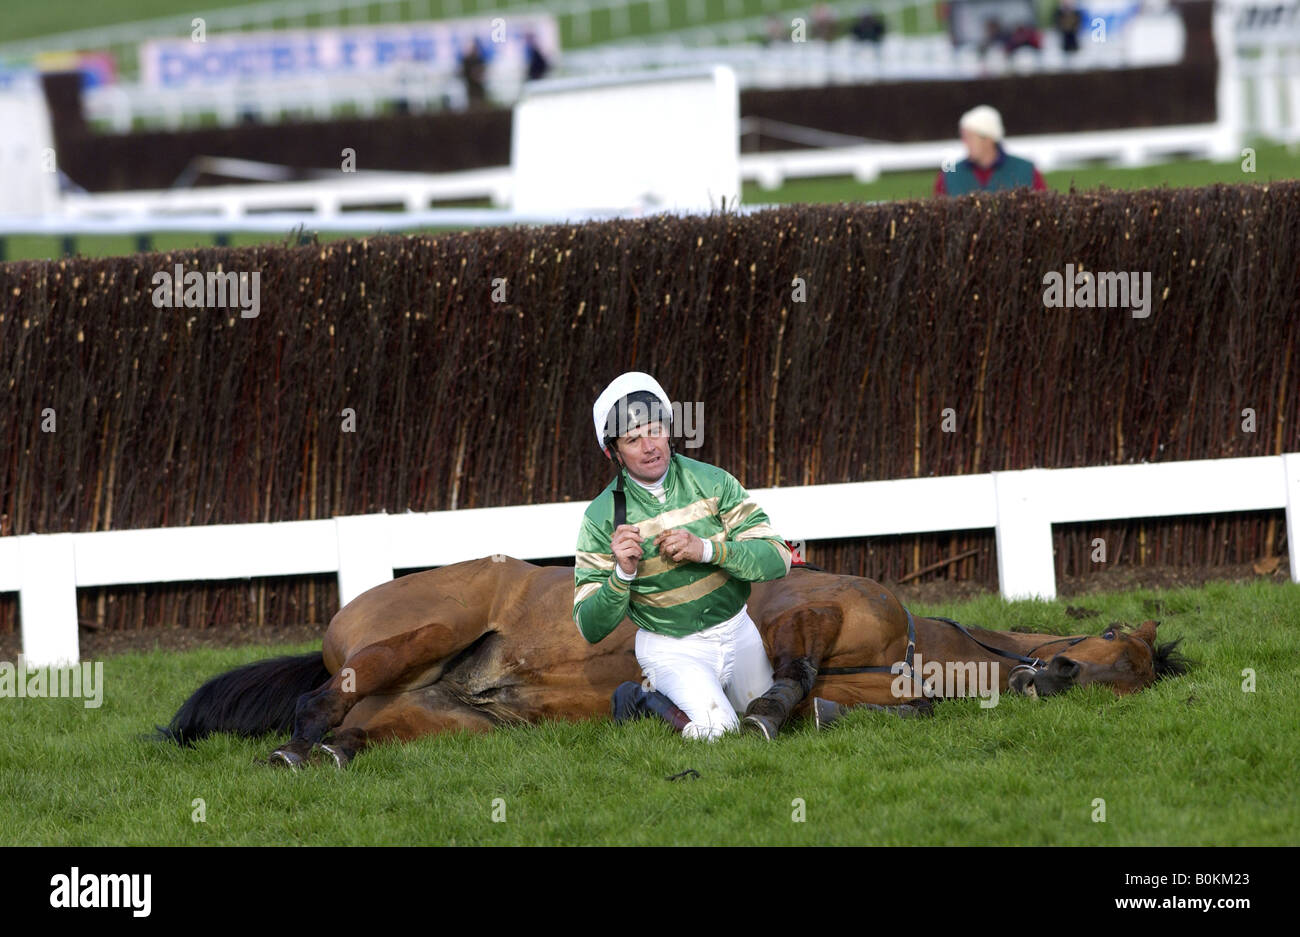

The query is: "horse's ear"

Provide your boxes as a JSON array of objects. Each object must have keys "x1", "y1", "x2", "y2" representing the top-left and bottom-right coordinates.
[{"x1": 1133, "y1": 619, "x2": 1159, "y2": 647}]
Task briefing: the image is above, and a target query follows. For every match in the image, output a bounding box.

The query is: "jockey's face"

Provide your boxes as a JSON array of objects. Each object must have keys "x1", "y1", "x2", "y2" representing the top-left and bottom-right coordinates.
[{"x1": 614, "y1": 421, "x2": 671, "y2": 484}]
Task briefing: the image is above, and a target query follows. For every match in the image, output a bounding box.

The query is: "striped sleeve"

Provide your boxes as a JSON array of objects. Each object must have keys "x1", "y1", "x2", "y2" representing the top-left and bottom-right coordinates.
[
  {"x1": 712, "y1": 471, "x2": 791, "y2": 581},
  {"x1": 573, "y1": 501, "x2": 632, "y2": 644}
]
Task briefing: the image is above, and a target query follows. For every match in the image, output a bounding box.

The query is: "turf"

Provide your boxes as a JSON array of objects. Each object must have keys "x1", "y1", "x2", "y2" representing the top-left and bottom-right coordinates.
[{"x1": 1, "y1": 577, "x2": 1296, "y2": 845}]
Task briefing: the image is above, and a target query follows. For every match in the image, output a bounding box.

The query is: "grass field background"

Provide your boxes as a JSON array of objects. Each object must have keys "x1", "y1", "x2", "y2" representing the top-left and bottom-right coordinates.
[{"x1": 2, "y1": 578, "x2": 1295, "y2": 845}]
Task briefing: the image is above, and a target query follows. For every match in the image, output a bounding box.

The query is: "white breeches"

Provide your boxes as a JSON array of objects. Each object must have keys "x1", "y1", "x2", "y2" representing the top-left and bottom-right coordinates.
[{"x1": 635, "y1": 605, "x2": 774, "y2": 741}]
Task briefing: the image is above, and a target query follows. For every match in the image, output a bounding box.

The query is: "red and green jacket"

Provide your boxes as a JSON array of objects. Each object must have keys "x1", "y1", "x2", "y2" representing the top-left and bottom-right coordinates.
[
  {"x1": 573, "y1": 454, "x2": 792, "y2": 642},
  {"x1": 934, "y1": 145, "x2": 1046, "y2": 196}
]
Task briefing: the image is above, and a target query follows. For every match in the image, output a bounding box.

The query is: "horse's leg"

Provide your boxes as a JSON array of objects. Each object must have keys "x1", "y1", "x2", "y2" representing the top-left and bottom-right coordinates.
[
  {"x1": 810, "y1": 696, "x2": 935, "y2": 729},
  {"x1": 268, "y1": 668, "x2": 356, "y2": 767},
  {"x1": 742, "y1": 605, "x2": 842, "y2": 740},
  {"x1": 800, "y1": 665, "x2": 935, "y2": 729},
  {"x1": 312, "y1": 687, "x2": 497, "y2": 768},
  {"x1": 269, "y1": 623, "x2": 489, "y2": 767}
]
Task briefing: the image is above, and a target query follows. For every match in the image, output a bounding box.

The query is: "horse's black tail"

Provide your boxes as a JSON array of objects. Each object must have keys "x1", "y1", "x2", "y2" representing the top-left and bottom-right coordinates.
[{"x1": 156, "y1": 652, "x2": 331, "y2": 746}]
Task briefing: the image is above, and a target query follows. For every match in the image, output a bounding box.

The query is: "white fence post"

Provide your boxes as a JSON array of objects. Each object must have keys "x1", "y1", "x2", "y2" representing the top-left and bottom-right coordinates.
[
  {"x1": 1285, "y1": 452, "x2": 1300, "y2": 584},
  {"x1": 334, "y1": 514, "x2": 396, "y2": 605},
  {"x1": 18, "y1": 533, "x2": 81, "y2": 667},
  {"x1": 993, "y1": 469, "x2": 1058, "y2": 601}
]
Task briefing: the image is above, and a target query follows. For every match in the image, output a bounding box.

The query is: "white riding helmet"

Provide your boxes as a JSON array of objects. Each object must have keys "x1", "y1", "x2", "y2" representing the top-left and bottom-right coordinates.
[{"x1": 592, "y1": 372, "x2": 674, "y2": 454}]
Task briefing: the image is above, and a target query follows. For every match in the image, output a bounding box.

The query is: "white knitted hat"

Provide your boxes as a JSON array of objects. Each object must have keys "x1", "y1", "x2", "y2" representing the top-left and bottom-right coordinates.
[{"x1": 959, "y1": 105, "x2": 1005, "y2": 142}]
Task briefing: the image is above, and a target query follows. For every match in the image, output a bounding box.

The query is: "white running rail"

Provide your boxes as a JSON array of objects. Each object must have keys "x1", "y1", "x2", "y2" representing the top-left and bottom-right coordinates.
[{"x1": 3, "y1": 454, "x2": 1298, "y2": 665}]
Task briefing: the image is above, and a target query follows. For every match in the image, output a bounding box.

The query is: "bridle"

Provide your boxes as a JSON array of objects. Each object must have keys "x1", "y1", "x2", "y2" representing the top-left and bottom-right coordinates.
[
  {"x1": 816, "y1": 614, "x2": 1088, "y2": 683},
  {"x1": 926, "y1": 617, "x2": 1088, "y2": 674},
  {"x1": 1007, "y1": 633, "x2": 1091, "y2": 682}
]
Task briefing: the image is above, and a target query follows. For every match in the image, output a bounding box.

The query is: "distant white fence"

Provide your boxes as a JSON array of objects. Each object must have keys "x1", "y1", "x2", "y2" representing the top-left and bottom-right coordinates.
[
  {"x1": 741, "y1": 120, "x2": 1242, "y2": 187},
  {"x1": 1231, "y1": 0, "x2": 1300, "y2": 143},
  {"x1": 3, "y1": 454, "x2": 1297, "y2": 666},
  {"x1": 0, "y1": 110, "x2": 1237, "y2": 231},
  {"x1": 56, "y1": 168, "x2": 516, "y2": 217},
  {"x1": 86, "y1": 71, "x2": 479, "y2": 132}
]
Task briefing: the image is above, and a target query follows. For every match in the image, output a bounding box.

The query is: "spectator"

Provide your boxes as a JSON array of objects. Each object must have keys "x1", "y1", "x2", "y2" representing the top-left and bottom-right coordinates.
[
  {"x1": 1003, "y1": 22, "x2": 1042, "y2": 53},
  {"x1": 933, "y1": 105, "x2": 1047, "y2": 196},
  {"x1": 978, "y1": 17, "x2": 1007, "y2": 55},
  {"x1": 851, "y1": 8, "x2": 886, "y2": 43},
  {"x1": 1054, "y1": 0, "x2": 1083, "y2": 53},
  {"x1": 979, "y1": 15, "x2": 1040, "y2": 56},
  {"x1": 459, "y1": 38, "x2": 487, "y2": 108},
  {"x1": 524, "y1": 31, "x2": 550, "y2": 82},
  {"x1": 762, "y1": 15, "x2": 787, "y2": 46},
  {"x1": 812, "y1": 4, "x2": 838, "y2": 41}
]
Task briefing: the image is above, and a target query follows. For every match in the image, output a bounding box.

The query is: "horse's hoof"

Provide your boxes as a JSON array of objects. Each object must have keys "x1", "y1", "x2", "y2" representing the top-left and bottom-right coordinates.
[
  {"x1": 812, "y1": 697, "x2": 849, "y2": 730},
  {"x1": 268, "y1": 748, "x2": 305, "y2": 770},
  {"x1": 741, "y1": 714, "x2": 777, "y2": 740},
  {"x1": 312, "y1": 743, "x2": 350, "y2": 769}
]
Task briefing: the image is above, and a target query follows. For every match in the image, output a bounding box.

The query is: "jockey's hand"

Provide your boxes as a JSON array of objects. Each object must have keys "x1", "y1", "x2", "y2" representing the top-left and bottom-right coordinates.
[
  {"x1": 612, "y1": 524, "x2": 644, "y2": 576},
  {"x1": 654, "y1": 528, "x2": 704, "y2": 564}
]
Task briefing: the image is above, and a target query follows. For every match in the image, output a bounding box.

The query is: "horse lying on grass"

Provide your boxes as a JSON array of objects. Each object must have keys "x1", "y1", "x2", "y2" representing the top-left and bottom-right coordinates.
[{"x1": 162, "y1": 557, "x2": 1187, "y2": 767}]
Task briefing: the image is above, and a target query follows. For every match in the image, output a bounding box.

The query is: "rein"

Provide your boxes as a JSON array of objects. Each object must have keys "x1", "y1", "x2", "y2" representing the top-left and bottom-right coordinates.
[
  {"x1": 815, "y1": 612, "x2": 1087, "y2": 680},
  {"x1": 932, "y1": 617, "x2": 1086, "y2": 668}
]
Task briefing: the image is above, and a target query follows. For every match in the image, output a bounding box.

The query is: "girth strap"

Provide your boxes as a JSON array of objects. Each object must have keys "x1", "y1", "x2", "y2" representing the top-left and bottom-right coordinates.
[{"x1": 818, "y1": 607, "x2": 917, "y2": 678}]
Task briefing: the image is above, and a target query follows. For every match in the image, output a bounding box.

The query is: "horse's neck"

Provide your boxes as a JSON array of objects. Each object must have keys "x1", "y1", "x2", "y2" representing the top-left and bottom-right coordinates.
[{"x1": 918, "y1": 619, "x2": 1077, "y2": 665}]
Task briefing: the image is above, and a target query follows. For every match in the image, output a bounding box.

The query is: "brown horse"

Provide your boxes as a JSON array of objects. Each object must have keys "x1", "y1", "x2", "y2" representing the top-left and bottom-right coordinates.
[{"x1": 162, "y1": 557, "x2": 1187, "y2": 766}]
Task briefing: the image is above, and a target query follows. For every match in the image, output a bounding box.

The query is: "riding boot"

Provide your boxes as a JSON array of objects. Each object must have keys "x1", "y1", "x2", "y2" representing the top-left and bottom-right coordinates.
[
  {"x1": 610, "y1": 682, "x2": 691, "y2": 733},
  {"x1": 742, "y1": 677, "x2": 806, "y2": 739}
]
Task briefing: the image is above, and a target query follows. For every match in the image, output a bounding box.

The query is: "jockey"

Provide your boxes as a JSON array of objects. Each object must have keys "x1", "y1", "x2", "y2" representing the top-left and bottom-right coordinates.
[{"x1": 573, "y1": 372, "x2": 792, "y2": 740}]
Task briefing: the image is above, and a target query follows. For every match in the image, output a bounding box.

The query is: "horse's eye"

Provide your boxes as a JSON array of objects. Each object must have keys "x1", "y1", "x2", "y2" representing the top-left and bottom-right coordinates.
[{"x1": 1102, "y1": 629, "x2": 1116, "y2": 641}]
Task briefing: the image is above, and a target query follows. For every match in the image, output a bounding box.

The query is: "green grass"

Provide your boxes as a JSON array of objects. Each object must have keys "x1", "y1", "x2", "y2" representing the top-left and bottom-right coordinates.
[
  {"x1": 2, "y1": 578, "x2": 1296, "y2": 845},
  {"x1": 3, "y1": 0, "x2": 270, "y2": 43}
]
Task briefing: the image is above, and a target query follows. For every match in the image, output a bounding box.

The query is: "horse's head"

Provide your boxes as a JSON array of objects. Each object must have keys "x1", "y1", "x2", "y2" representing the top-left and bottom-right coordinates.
[{"x1": 1007, "y1": 620, "x2": 1187, "y2": 698}]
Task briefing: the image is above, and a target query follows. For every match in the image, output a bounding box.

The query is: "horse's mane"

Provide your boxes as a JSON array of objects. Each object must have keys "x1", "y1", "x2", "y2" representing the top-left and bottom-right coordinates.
[{"x1": 1151, "y1": 637, "x2": 1189, "y2": 680}]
